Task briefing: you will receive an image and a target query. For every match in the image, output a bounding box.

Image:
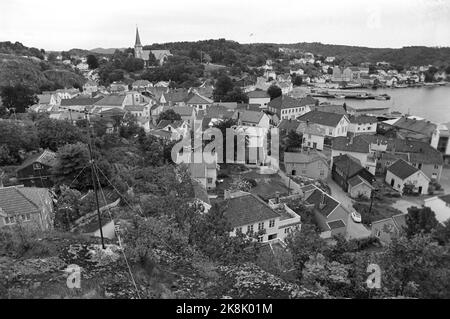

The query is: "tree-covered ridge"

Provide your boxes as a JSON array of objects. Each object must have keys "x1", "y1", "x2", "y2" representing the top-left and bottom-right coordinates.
[{"x1": 0, "y1": 41, "x2": 46, "y2": 59}]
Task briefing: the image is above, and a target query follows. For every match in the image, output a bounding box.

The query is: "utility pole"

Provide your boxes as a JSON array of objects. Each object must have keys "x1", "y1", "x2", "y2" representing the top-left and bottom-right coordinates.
[{"x1": 84, "y1": 109, "x2": 106, "y2": 249}]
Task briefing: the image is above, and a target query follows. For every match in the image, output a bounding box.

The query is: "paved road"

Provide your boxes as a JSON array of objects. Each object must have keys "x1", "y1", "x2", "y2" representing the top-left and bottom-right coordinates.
[{"x1": 326, "y1": 177, "x2": 371, "y2": 239}]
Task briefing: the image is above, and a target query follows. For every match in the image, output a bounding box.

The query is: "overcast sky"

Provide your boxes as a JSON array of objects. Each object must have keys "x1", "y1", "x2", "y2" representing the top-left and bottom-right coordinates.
[{"x1": 1, "y1": 0, "x2": 449, "y2": 51}]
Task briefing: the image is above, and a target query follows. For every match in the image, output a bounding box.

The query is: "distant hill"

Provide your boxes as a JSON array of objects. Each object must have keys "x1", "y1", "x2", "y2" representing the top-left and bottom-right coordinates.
[
  {"x1": 90, "y1": 47, "x2": 126, "y2": 55},
  {"x1": 0, "y1": 53, "x2": 86, "y2": 92},
  {"x1": 277, "y1": 42, "x2": 450, "y2": 67}
]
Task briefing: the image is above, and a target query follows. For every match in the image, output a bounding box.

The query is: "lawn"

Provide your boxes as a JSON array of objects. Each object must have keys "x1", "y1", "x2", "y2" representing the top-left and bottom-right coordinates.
[{"x1": 215, "y1": 164, "x2": 290, "y2": 201}]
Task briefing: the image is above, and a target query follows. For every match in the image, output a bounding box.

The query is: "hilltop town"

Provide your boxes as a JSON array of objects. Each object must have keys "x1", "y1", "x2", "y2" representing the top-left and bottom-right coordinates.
[{"x1": 1, "y1": 30, "x2": 450, "y2": 299}]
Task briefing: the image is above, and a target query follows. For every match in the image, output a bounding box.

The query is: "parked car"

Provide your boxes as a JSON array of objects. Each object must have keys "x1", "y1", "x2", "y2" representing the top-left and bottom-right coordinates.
[{"x1": 351, "y1": 211, "x2": 362, "y2": 223}]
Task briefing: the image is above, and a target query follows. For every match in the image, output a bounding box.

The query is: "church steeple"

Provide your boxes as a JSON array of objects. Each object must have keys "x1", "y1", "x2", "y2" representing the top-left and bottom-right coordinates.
[{"x1": 135, "y1": 27, "x2": 142, "y2": 47}]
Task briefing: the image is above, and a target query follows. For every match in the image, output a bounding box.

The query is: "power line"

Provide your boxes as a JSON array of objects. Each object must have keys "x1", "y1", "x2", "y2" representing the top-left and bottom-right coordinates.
[
  {"x1": 68, "y1": 165, "x2": 90, "y2": 188},
  {"x1": 93, "y1": 165, "x2": 141, "y2": 299}
]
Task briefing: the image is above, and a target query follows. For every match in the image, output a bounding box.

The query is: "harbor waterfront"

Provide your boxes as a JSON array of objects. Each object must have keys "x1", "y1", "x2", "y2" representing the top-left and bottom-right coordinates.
[{"x1": 297, "y1": 85, "x2": 450, "y2": 124}]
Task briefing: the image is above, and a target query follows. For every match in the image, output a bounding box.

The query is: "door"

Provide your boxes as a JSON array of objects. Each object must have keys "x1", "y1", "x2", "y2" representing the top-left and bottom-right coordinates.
[
  {"x1": 291, "y1": 170, "x2": 296, "y2": 176},
  {"x1": 418, "y1": 186, "x2": 422, "y2": 194},
  {"x1": 313, "y1": 142, "x2": 317, "y2": 149},
  {"x1": 390, "y1": 179, "x2": 395, "y2": 187}
]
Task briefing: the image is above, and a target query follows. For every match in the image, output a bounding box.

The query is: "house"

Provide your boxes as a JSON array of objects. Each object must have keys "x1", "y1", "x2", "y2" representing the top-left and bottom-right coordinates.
[
  {"x1": 371, "y1": 213, "x2": 407, "y2": 244},
  {"x1": 236, "y1": 110, "x2": 271, "y2": 129},
  {"x1": 331, "y1": 154, "x2": 374, "y2": 198},
  {"x1": 185, "y1": 93, "x2": 213, "y2": 112},
  {"x1": 156, "y1": 120, "x2": 190, "y2": 141},
  {"x1": 424, "y1": 194, "x2": 450, "y2": 225},
  {"x1": 16, "y1": 150, "x2": 57, "y2": 188},
  {"x1": 83, "y1": 80, "x2": 98, "y2": 94},
  {"x1": 160, "y1": 106, "x2": 196, "y2": 126},
  {"x1": 267, "y1": 95, "x2": 316, "y2": 120},
  {"x1": 297, "y1": 121, "x2": 327, "y2": 151},
  {"x1": 0, "y1": 186, "x2": 53, "y2": 231},
  {"x1": 132, "y1": 80, "x2": 152, "y2": 91},
  {"x1": 110, "y1": 81, "x2": 129, "y2": 93},
  {"x1": 284, "y1": 151, "x2": 329, "y2": 179},
  {"x1": 387, "y1": 116, "x2": 437, "y2": 143},
  {"x1": 385, "y1": 159, "x2": 430, "y2": 195},
  {"x1": 297, "y1": 110, "x2": 350, "y2": 138},
  {"x1": 348, "y1": 115, "x2": 378, "y2": 135},
  {"x1": 310, "y1": 104, "x2": 347, "y2": 115},
  {"x1": 247, "y1": 90, "x2": 271, "y2": 108},
  {"x1": 224, "y1": 192, "x2": 301, "y2": 243},
  {"x1": 332, "y1": 135, "x2": 444, "y2": 180},
  {"x1": 188, "y1": 161, "x2": 218, "y2": 190},
  {"x1": 304, "y1": 185, "x2": 348, "y2": 238},
  {"x1": 124, "y1": 105, "x2": 150, "y2": 118},
  {"x1": 160, "y1": 89, "x2": 190, "y2": 107}
]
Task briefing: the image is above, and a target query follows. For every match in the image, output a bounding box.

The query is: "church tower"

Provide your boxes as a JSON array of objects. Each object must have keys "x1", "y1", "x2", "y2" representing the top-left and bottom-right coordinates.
[{"x1": 134, "y1": 27, "x2": 144, "y2": 59}]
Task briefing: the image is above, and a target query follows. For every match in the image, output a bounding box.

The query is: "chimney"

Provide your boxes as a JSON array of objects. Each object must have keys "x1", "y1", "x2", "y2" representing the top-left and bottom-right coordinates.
[
  {"x1": 319, "y1": 192, "x2": 326, "y2": 210},
  {"x1": 275, "y1": 191, "x2": 280, "y2": 204}
]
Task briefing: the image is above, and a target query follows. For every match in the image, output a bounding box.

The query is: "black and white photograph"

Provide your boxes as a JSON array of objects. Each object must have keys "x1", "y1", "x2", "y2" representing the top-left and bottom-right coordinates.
[{"x1": 1, "y1": 0, "x2": 450, "y2": 306}]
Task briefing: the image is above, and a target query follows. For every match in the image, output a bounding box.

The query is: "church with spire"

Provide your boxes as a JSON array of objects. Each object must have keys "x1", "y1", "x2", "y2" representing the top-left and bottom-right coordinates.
[{"x1": 134, "y1": 27, "x2": 172, "y2": 67}]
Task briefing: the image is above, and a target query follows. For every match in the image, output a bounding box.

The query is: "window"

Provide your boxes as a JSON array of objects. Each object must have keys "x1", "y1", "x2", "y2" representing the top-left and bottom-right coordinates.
[
  {"x1": 269, "y1": 219, "x2": 275, "y2": 228},
  {"x1": 33, "y1": 163, "x2": 42, "y2": 170},
  {"x1": 4, "y1": 216, "x2": 16, "y2": 225},
  {"x1": 20, "y1": 214, "x2": 31, "y2": 222},
  {"x1": 367, "y1": 126, "x2": 372, "y2": 130},
  {"x1": 284, "y1": 227, "x2": 290, "y2": 234},
  {"x1": 418, "y1": 163, "x2": 422, "y2": 169},
  {"x1": 434, "y1": 164, "x2": 439, "y2": 169},
  {"x1": 235, "y1": 227, "x2": 242, "y2": 234},
  {"x1": 357, "y1": 127, "x2": 360, "y2": 131},
  {"x1": 207, "y1": 177, "x2": 213, "y2": 184},
  {"x1": 257, "y1": 236, "x2": 263, "y2": 243},
  {"x1": 247, "y1": 225, "x2": 254, "y2": 234},
  {"x1": 376, "y1": 230, "x2": 381, "y2": 237},
  {"x1": 320, "y1": 170, "x2": 325, "y2": 176},
  {"x1": 268, "y1": 234, "x2": 277, "y2": 240},
  {"x1": 258, "y1": 222, "x2": 265, "y2": 231}
]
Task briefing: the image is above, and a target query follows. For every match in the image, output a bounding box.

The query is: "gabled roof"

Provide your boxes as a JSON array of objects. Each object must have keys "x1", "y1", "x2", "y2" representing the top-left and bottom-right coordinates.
[
  {"x1": 348, "y1": 175, "x2": 373, "y2": 189},
  {"x1": 223, "y1": 193, "x2": 281, "y2": 228},
  {"x1": 148, "y1": 129, "x2": 172, "y2": 139},
  {"x1": 298, "y1": 110, "x2": 347, "y2": 127},
  {"x1": 391, "y1": 116, "x2": 437, "y2": 138},
  {"x1": 310, "y1": 104, "x2": 347, "y2": 115},
  {"x1": 61, "y1": 97, "x2": 102, "y2": 107},
  {"x1": 0, "y1": 186, "x2": 40, "y2": 216},
  {"x1": 349, "y1": 115, "x2": 378, "y2": 124},
  {"x1": 186, "y1": 93, "x2": 213, "y2": 105},
  {"x1": 333, "y1": 154, "x2": 372, "y2": 182},
  {"x1": 247, "y1": 90, "x2": 270, "y2": 99},
  {"x1": 132, "y1": 80, "x2": 151, "y2": 87},
  {"x1": 240, "y1": 110, "x2": 265, "y2": 124},
  {"x1": 205, "y1": 105, "x2": 235, "y2": 119},
  {"x1": 163, "y1": 88, "x2": 188, "y2": 104},
  {"x1": 297, "y1": 121, "x2": 327, "y2": 136},
  {"x1": 94, "y1": 95, "x2": 126, "y2": 107},
  {"x1": 17, "y1": 149, "x2": 57, "y2": 171},
  {"x1": 332, "y1": 136, "x2": 370, "y2": 153},
  {"x1": 327, "y1": 219, "x2": 346, "y2": 230},
  {"x1": 37, "y1": 94, "x2": 52, "y2": 105},
  {"x1": 305, "y1": 189, "x2": 340, "y2": 218},
  {"x1": 124, "y1": 105, "x2": 146, "y2": 112},
  {"x1": 284, "y1": 151, "x2": 328, "y2": 165},
  {"x1": 438, "y1": 194, "x2": 450, "y2": 205},
  {"x1": 161, "y1": 106, "x2": 195, "y2": 117},
  {"x1": 268, "y1": 95, "x2": 316, "y2": 110},
  {"x1": 278, "y1": 119, "x2": 301, "y2": 132},
  {"x1": 387, "y1": 159, "x2": 420, "y2": 180}
]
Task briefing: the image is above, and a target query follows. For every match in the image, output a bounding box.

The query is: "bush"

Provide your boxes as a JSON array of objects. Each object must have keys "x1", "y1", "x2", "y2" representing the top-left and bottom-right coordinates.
[
  {"x1": 243, "y1": 178, "x2": 257, "y2": 188},
  {"x1": 217, "y1": 173, "x2": 229, "y2": 179}
]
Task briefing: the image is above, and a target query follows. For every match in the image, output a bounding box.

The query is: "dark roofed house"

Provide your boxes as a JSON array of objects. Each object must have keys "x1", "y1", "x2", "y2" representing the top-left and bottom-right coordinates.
[
  {"x1": 297, "y1": 110, "x2": 349, "y2": 137},
  {"x1": 304, "y1": 186, "x2": 348, "y2": 238},
  {"x1": 224, "y1": 193, "x2": 301, "y2": 243},
  {"x1": 0, "y1": 186, "x2": 53, "y2": 231},
  {"x1": 391, "y1": 116, "x2": 437, "y2": 141},
  {"x1": 278, "y1": 119, "x2": 301, "y2": 135},
  {"x1": 247, "y1": 90, "x2": 271, "y2": 108},
  {"x1": 331, "y1": 154, "x2": 374, "y2": 198},
  {"x1": 371, "y1": 213, "x2": 407, "y2": 244},
  {"x1": 267, "y1": 95, "x2": 317, "y2": 120},
  {"x1": 386, "y1": 159, "x2": 430, "y2": 195},
  {"x1": 16, "y1": 150, "x2": 56, "y2": 188}
]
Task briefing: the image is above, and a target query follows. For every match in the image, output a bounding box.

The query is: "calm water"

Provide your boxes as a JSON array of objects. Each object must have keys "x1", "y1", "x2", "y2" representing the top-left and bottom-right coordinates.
[{"x1": 312, "y1": 86, "x2": 450, "y2": 124}]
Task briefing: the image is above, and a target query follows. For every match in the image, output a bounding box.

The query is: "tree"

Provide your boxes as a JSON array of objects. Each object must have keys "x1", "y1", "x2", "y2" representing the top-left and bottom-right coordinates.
[
  {"x1": 213, "y1": 75, "x2": 234, "y2": 102},
  {"x1": 36, "y1": 118, "x2": 85, "y2": 151},
  {"x1": 158, "y1": 109, "x2": 182, "y2": 123},
  {"x1": 405, "y1": 206, "x2": 439, "y2": 238},
  {"x1": 86, "y1": 54, "x2": 99, "y2": 69},
  {"x1": 54, "y1": 186, "x2": 82, "y2": 230},
  {"x1": 0, "y1": 120, "x2": 40, "y2": 165},
  {"x1": 0, "y1": 85, "x2": 38, "y2": 113},
  {"x1": 286, "y1": 224, "x2": 328, "y2": 280},
  {"x1": 292, "y1": 75, "x2": 303, "y2": 86},
  {"x1": 285, "y1": 130, "x2": 303, "y2": 150},
  {"x1": 267, "y1": 85, "x2": 282, "y2": 100}
]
